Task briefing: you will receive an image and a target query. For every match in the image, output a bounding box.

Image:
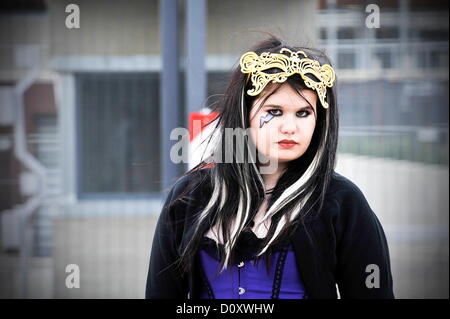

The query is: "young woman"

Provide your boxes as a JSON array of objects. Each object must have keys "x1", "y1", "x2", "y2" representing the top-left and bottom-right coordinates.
[{"x1": 145, "y1": 37, "x2": 394, "y2": 299}]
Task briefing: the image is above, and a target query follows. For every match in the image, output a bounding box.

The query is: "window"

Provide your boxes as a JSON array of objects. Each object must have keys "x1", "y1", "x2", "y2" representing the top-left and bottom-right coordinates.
[
  {"x1": 418, "y1": 29, "x2": 449, "y2": 42},
  {"x1": 374, "y1": 51, "x2": 393, "y2": 69},
  {"x1": 76, "y1": 73, "x2": 160, "y2": 197},
  {"x1": 337, "y1": 51, "x2": 357, "y2": 69},
  {"x1": 0, "y1": 0, "x2": 47, "y2": 13},
  {"x1": 337, "y1": 27, "x2": 360, "y2": 40},
  {"x1": 417, "y1": 50, "x2": 449, "y2": 69},
  {"x1": 320, "y1": 28, "x2": 328, "y2": 40},
  {"x1": 429, "y1": 51, "x2": 448, "y2": 69},
  {"x1": 375, "y1": 27, "x2": 399, "y2": 40}
]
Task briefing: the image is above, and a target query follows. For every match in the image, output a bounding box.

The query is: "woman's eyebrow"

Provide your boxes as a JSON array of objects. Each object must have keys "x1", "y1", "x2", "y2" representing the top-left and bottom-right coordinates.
[{"x1": 262, "y1": 104, "x2": 315, "y2": 111}]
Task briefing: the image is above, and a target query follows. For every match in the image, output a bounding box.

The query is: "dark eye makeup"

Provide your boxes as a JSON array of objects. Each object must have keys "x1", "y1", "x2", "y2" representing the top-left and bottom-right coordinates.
[{"x1": 266, "y1": 107, "x2": 312, "y2": 118}]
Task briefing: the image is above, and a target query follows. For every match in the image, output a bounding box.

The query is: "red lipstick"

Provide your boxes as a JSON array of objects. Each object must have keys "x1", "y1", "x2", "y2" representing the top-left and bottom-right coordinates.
[{"x1": 278, "y1": 139, "x2": 298, "y2": 149}]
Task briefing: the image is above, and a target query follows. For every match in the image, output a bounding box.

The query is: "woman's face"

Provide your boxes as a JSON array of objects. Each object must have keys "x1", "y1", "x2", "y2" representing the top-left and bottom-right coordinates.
[{"x1": 249, "y1": 83, "x2": 318, "y2": 165}]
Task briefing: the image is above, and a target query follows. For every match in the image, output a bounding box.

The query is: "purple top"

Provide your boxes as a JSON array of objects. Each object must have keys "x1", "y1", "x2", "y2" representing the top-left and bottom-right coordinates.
[{"x1": 198, "y1": 230, "x2": 307, "y2": 299}]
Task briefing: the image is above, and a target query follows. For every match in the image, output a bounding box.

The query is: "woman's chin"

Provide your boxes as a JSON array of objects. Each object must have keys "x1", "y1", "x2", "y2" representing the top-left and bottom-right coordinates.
[
  {"x1": 267, "y1": 151, "x2": 303, "y2": 163},
  {"x1": 264, "y1": 154, "x2": 302, "y2": 164},
  {"x1": 277, "y1": 156, "x2": 301, "y2": 163}
]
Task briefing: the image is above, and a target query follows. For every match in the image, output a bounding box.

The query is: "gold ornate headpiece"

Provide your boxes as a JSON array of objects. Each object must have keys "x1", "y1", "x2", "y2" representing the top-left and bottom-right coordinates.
[{"x1": 239, "y1": 48, "x2": 336, "y2": 108}]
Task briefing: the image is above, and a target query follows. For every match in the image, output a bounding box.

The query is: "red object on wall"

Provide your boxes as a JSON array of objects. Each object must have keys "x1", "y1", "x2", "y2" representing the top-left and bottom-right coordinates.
[
  {"x1": 188, "y1": 111, "x2": 219, "y2": 169},
  {"x1": 188, "y1": 112, "x2": 219, "y2": 142}
]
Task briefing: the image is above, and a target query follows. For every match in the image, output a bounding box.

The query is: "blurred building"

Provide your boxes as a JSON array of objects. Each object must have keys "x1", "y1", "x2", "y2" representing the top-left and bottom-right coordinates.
[{"x1": 318, "y1": 0, "x2": 448, "y2": 162}]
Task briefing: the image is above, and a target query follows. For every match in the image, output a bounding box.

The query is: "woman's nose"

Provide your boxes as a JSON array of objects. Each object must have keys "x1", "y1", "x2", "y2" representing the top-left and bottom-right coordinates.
[{"x1": 280, "y1": 116, "x2": 297, "y2": 135}]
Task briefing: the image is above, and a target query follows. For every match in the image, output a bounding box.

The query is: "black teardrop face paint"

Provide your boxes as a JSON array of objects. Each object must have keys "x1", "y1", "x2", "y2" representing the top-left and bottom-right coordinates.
[{"x1": 259, "y1": 113, "x2": 274, "y2": 128}]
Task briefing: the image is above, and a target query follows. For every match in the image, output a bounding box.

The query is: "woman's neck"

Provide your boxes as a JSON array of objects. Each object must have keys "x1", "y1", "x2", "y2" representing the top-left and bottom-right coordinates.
[{"x1": 261, "y1": 162, "x2": 287, "y2": 190}]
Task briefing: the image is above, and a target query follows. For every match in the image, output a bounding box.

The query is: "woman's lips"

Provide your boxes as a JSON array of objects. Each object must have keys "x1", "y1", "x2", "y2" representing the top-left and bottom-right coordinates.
[{"x1": 277, "y1": 140, "x2": 298, "y2": 149}]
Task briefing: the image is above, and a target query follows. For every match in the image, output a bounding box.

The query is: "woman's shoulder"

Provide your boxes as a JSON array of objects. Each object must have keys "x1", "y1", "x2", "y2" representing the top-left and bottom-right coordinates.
[
  {"x1": 159, "y1": 167, "x2": 213, "y2": 226},
  {"x1": 325, "y1": 171, "x2": 373, "y2": 217},
  {"x1": 166, "y1": 167, "x2": 212, "y2": 204},
  {"x1": 173, "y1": 166, "x2": 211, "y2": 188},
  {"x1": 327, "y1": 171, "x2": 368, "y2": 201}
]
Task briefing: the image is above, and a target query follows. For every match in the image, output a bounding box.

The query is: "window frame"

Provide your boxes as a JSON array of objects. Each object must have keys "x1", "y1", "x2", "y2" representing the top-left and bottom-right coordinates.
[{"x1": 75, "y1": 71, "x2": 162, "y2": 200}]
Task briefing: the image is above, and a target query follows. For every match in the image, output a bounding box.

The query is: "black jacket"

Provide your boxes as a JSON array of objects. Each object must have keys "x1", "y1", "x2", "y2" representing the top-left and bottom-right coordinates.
[{"x1": 145, "y1": 168, "x2": 394, "y2": 299}]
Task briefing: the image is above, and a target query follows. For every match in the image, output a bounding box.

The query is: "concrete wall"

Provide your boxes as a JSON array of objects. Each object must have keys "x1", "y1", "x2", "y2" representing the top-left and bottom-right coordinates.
[
  {"x1": 48, "y1": 0, "x2": 160, "y2": 56},
  {"x1": 53, "y1": 215, "x2": 158, "y2": 298},
  {"x1": 2, "y1": 0, "x2": 317, "y2": 66}
]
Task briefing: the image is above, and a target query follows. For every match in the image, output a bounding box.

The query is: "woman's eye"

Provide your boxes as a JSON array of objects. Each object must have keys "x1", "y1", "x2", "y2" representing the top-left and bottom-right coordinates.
[
  {"x1": 267, "y1": 109, "x2": 282, "y2": 116},
  {"x1": 297, "y1": 110, "x2": 310, "y2": 118}
]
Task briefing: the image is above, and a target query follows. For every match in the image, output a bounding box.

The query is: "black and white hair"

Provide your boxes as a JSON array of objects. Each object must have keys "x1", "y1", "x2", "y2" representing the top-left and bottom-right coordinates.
[{"x1": 173, "y1": 36, "x2": 339, "y2": 273}]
